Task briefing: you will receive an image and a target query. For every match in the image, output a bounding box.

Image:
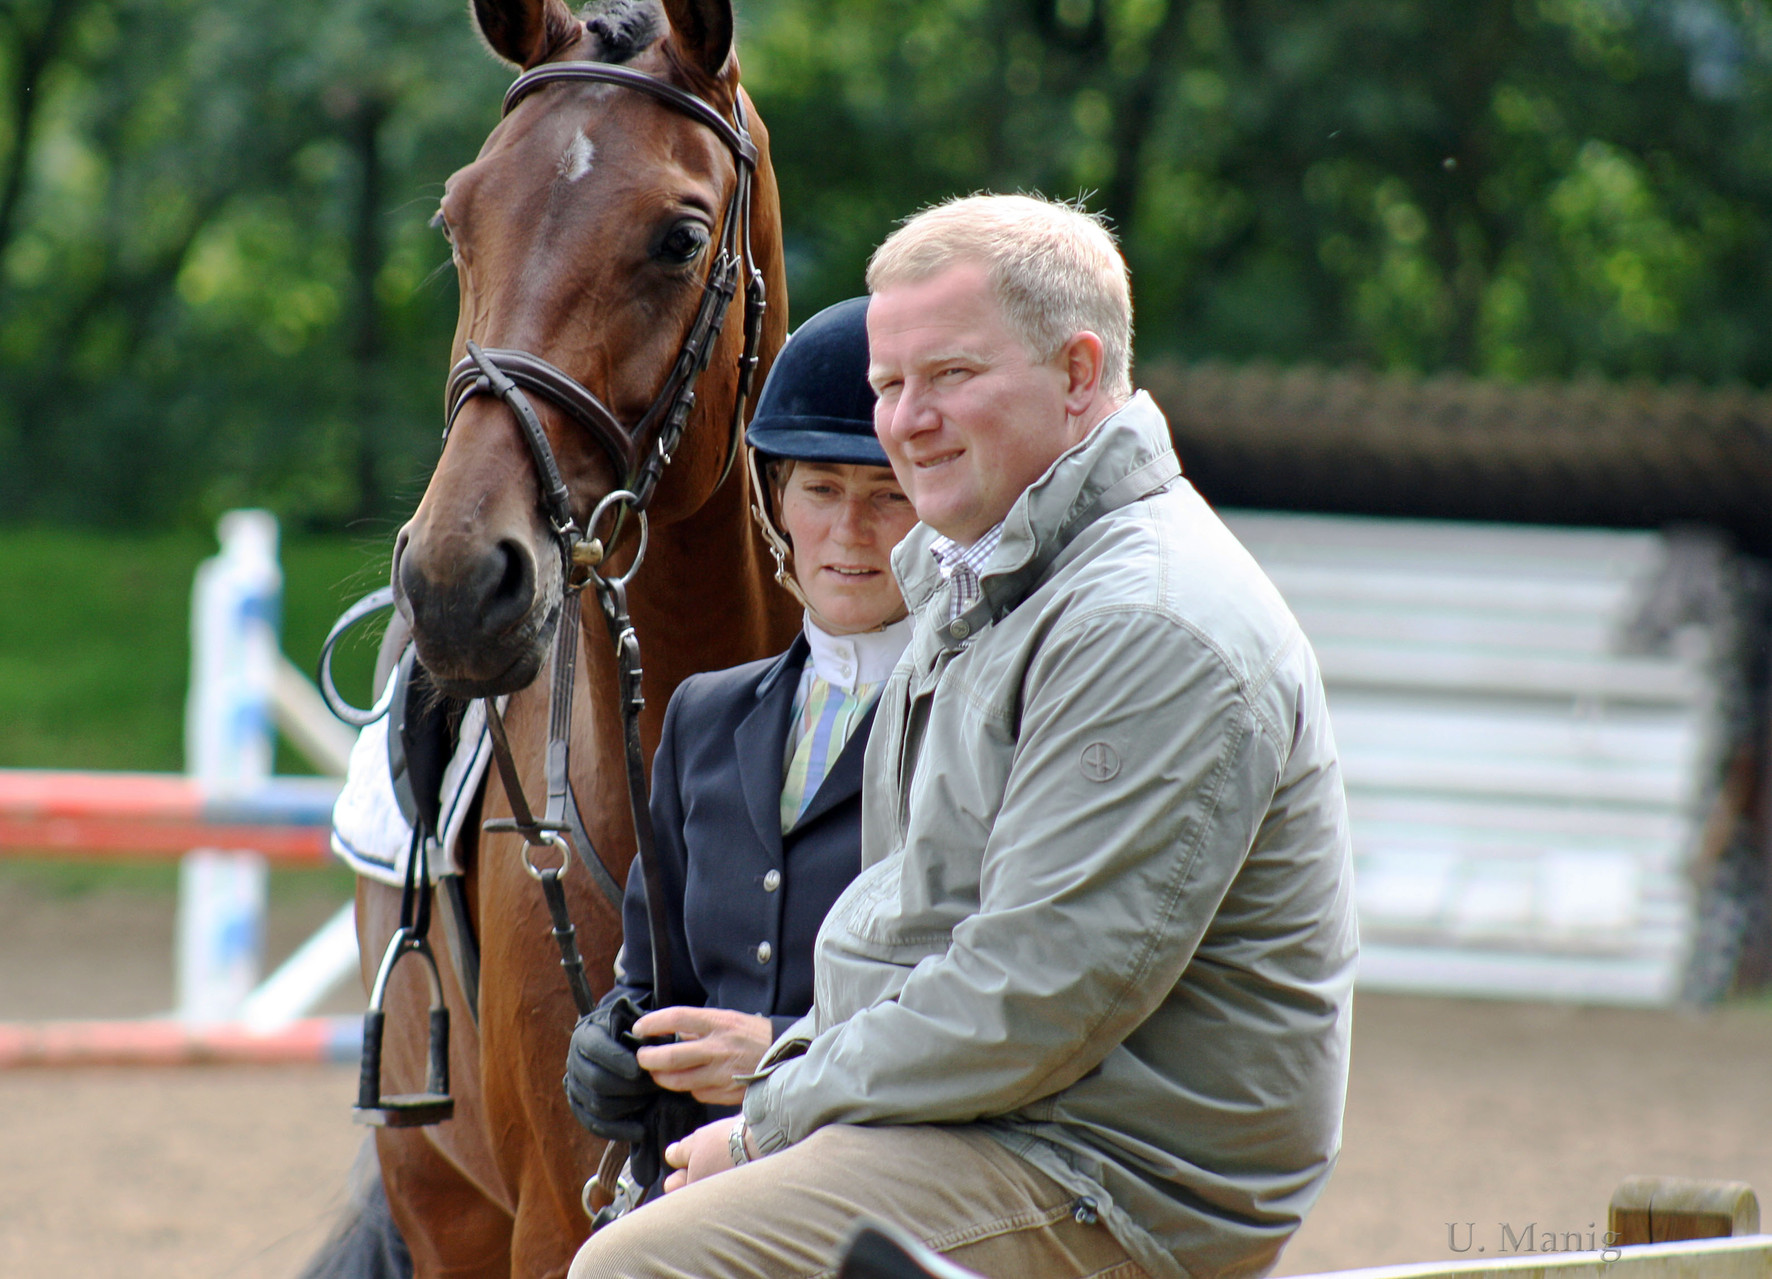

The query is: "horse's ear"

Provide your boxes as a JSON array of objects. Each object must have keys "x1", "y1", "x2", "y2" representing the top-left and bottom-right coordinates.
[
  {"x1": 472, "y1": 0, "x2": 582, "y2": 69},
  {"x1": 662, "y1": 0, "x2": 734, "y2": 79}
]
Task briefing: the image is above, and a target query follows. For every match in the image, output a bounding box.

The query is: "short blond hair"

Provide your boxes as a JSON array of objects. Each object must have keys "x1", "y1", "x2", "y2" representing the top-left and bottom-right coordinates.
[{"x1": 865, "y1": 194, "x2": 1132, "y2": 398}]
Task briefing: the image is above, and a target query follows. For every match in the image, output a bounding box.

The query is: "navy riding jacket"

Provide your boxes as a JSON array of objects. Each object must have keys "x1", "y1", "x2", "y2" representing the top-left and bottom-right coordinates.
[{"x1": 609, "y1": 634, "x2": 872, "y2": 1039}]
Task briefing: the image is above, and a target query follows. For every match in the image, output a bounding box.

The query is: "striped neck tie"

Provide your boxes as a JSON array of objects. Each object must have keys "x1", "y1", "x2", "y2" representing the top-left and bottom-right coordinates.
[{"x1": 780, "y1": 672, "x2": 878, "y2": 832}]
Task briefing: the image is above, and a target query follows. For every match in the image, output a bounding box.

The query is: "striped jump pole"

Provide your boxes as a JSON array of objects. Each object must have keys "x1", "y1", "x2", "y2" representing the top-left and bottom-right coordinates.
[
  {"x1": 0, "y1": 1016, "x2": 362, "y2": 1068},
  {"x1": 181, "y1": 510, "x2": 283, "y2": 1025},
  {"x1": 0, "y1": 509, "x2": 377, "y2": 1068},
  {"x1": 0, "y1": 768, "x2": 364, "y2": 1067},
  {"x1": 0, "y1": 770, "x2": 339, "y2": 864}
]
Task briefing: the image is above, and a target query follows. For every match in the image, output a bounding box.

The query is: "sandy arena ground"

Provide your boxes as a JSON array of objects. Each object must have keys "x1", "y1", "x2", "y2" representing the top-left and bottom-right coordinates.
[{"x1": 3, "y1": 881, "x2": 1770, "y2": 1278}]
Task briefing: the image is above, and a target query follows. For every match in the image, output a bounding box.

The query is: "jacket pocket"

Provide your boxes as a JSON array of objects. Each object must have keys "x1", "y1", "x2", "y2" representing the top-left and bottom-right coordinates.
[{"x1": 820, "y1": 856, "x2": 954, "y2": 963}]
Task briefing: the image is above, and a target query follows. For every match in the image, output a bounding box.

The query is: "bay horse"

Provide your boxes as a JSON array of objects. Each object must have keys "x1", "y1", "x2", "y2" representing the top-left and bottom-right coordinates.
[{"x1": 351, "y1": 0, "x2": 797, "y2": 1272}]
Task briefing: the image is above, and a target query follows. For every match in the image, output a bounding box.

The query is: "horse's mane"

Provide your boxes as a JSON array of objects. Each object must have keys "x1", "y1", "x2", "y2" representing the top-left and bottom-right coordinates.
[{"x1": 579, "y1": 0, "x2": 662, "y2": 62}]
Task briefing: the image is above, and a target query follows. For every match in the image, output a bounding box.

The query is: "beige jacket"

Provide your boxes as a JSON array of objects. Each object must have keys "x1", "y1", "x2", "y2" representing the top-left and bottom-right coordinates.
[{"x1": 743, "y1": 393, "x2": 1358, "y2": 1279}]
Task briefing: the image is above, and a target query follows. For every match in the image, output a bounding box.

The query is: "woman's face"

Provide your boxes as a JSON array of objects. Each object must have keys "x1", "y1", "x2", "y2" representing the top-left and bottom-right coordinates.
[{"x1": 777, "y1": 461, "x2": 919, "y2": 635}]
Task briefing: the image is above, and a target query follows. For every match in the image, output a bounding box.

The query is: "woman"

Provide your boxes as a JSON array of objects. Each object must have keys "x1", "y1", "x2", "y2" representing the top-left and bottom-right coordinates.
[{"x1": 563, "y1": 297, "x2": 917, "y2": 1211}]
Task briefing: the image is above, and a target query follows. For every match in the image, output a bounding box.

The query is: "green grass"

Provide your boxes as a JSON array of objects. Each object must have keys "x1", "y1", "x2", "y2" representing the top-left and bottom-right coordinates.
[
  {"x1": 0, "y1": 524, "x2": 391, "y2": 896},
  {"x1": 0, "y1": 856, "x2": 356, "y2": 901},
  {"x1": 278, "y1": 534, "x2": 397, "y2": 771},
  {"x1": 0, "y1": 526, "x2": 392, "y2": 772}
]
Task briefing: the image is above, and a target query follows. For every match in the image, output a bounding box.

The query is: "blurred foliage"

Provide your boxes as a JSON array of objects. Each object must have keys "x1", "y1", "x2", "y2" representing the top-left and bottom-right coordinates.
[
  {"x1": 5, "y1": 0, "x2": 1772, "y2": 532},
  {"x1": 0, "y1": 0, "x2": 504, "y2": 531},
  {"x1": 750, "y1": 0, "x2": 1772, "y2": 376},
  {"x1": 0, "y1": 526, "x2": 388, "y2": 772}
]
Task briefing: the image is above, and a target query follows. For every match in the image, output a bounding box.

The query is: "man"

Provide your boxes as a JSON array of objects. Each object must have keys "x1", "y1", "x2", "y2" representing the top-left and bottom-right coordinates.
[{"x1": 569, "y1": 194, "x2": 1357, "y2": 1279}]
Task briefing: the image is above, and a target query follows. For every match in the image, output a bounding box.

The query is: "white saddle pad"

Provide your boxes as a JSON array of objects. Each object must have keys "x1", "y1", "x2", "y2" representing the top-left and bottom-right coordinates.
[{"x1": 330, "y1": 699, "x2": 496, "y2": 887}]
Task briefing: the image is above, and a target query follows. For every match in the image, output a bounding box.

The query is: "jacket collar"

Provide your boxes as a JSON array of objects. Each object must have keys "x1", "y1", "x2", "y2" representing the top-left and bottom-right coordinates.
[
  {"x1": 890, "y1": 391, "x2": 1181, "y2": 644},
  {"x1": 753, "y1": 632, "x2": 810, "y2": 700},
  {"x1": 736, "y1": 635, "x2": 808, "y2": 857},
  {"x1": 738, "y1": 633, "x2": 883, "y2": 843}
]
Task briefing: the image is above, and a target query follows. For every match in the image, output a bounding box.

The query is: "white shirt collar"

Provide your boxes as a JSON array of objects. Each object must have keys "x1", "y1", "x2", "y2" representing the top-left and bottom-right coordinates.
[{"x1": 803, "y1": 612, "x2": 911, "y2": 694}]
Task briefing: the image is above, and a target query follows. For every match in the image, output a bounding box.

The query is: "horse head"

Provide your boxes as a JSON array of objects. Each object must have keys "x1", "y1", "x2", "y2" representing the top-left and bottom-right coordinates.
[{"x1": 394, "y1": 0, "x2": 774, "y2": 699}]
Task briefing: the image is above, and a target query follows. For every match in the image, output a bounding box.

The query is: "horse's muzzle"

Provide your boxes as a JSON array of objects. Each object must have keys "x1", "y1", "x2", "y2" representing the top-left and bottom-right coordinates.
[{"x1": 393, "y1": 527, "x2": 554, "y2": 697}]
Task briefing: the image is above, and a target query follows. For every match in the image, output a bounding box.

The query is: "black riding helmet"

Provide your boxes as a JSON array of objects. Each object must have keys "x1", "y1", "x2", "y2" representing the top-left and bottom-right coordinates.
[
  {"x1": 745, "y1": 297, "x2": 899, "y2": 613},
  {"x1": 745, "y1": 296, "x2": 886, "y2": 466}
]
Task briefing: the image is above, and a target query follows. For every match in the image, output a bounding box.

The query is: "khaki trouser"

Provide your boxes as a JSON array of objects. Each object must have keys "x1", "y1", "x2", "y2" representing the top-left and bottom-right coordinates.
[{"x1": 567, "y1": 1124, "x2": 1150, "y2": 1279}]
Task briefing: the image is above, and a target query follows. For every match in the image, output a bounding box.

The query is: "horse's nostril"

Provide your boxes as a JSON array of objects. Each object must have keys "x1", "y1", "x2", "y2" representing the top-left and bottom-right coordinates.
[
  {"x1": 396, "y1": 531, "x2": 428, "y2": 615},
  {"x1": 391, "y1": 529, "x2": 413, "y2": 602},
  {"x1": 478, "y1": 539, "x2": 535, "y2": 635},
  {"x1": 399, "y1": 532, "x2": 536, "y2": 647}
]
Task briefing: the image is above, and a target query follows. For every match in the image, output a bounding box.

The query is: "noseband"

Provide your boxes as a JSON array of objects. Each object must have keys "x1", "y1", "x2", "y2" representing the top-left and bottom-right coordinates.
[{"x1": 444, "y1": 59, "x2": 767, "y2": 553}]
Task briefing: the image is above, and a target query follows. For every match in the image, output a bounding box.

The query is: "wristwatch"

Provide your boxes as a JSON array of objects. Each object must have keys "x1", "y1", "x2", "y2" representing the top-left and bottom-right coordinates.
[{"x1": 728, "y1": 1118, "x2": 752, "y2": 1167}]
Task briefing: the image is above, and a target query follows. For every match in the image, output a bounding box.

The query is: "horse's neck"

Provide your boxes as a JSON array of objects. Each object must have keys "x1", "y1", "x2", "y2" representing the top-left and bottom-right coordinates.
[{"x1": 589, "y1": 461, "x2": 799, "y2": 754}]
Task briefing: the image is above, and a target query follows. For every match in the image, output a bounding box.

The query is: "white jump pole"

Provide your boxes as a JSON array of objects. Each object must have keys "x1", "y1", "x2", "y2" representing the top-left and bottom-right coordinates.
[
  {"x1": 176, "y1": 510, "x2": 281, "y2": 1026},
  {"x1": 239, "y1": 900, "x2": 359, "y2": 1032}
]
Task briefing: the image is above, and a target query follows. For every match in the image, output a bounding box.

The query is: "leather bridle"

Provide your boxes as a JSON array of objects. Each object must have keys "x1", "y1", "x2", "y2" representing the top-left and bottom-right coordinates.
[
  {"x1": 445, "y1": 59, "x2": 768, "y2": 545},
  {"x1": 322, "y1": 54, "x2": 765, "y2": 1139},
  {"x1": 460, "y1": 58, "x2": 777, "y2": 1024}
]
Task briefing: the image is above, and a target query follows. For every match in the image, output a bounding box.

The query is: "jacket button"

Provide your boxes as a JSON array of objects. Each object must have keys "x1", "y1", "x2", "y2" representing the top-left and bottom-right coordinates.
[
  {"x1": 950, "y1": 619, "x2": 971, "y2": 639},
  {"x1": 755, "y1": 942, "x2": 773, "y2": 964},
  {"x1": 763, "y1": 870, "x2": 782, "y2": 892}
]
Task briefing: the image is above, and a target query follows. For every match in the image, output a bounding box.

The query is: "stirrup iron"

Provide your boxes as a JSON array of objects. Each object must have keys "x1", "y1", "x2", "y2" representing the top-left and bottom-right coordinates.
[{"x1": 354, "y1": 926, "x2": 455, "y2": 1127}]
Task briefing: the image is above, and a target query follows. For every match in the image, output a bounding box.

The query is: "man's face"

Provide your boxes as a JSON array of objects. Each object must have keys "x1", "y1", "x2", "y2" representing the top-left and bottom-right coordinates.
[{"x1": 867, "y1": 263, "x2": 1085, "y2": 545}]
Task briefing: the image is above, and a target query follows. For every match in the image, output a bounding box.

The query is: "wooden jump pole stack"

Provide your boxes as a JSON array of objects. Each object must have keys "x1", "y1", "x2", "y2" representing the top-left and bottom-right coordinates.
[{"x1": 0, "y1": 511, "x2": 366, "y2": 1068}]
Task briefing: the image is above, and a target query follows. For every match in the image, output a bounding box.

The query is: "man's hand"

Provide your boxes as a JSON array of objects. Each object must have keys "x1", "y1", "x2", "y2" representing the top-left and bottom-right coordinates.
[
  {"x1": 662, "y1": 1116, "x2": 750, "y2": 1193},
  {"x1": 634, "y1": 1007, "x2": 775, "y2": 1105}
]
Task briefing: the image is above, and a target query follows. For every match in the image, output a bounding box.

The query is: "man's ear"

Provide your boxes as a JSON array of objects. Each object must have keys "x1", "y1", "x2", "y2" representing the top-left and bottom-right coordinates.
[{"x1": 1059, "y1": 331, "x2": 1106, "y2": 417}]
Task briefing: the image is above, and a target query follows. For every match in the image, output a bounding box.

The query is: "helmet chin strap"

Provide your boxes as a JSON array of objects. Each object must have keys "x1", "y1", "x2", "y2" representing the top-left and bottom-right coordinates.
[{"x1": 745, "y1": 449, "x2": 911, "y2": 636}]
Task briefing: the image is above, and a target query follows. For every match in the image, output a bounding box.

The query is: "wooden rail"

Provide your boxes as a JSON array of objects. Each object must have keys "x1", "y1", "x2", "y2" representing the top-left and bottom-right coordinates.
[
  {"x1": 0, "y1": 769, "x2": 338, "y2": 864},
  {"x1": 0, "y1": 1015, "x2": 361, "y2": 1068}
]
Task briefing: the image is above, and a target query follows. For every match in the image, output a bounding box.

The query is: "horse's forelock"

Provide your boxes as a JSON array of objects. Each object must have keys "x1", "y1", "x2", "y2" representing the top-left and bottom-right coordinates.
[{"x1": 578, "y1": 0, "x2": 663, "y2": 63}]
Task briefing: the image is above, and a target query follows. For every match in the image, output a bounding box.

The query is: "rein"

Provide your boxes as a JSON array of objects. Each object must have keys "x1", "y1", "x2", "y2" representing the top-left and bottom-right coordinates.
[{"x1": 478, "y1": 492, "x2": 673, "y2": 1014}]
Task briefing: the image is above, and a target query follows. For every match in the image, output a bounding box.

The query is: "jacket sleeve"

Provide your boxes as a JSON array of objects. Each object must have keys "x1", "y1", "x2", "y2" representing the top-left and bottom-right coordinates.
[
  {"x1": 607, "y1": 679, "x2": 707, "y2": 1014},
  {"x1": 744, "y1": 608, "x2": 1293, "y2": 1149}
]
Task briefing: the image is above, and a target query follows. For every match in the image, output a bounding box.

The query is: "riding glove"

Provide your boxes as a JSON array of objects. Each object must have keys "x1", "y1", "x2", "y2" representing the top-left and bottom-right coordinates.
[{"x1": 564, "y1": 994, "x2": 660, "y2": 1143}]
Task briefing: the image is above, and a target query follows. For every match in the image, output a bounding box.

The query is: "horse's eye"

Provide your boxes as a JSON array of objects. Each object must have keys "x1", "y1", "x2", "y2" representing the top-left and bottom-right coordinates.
[
  {"x1": 430, "y1": 208, "x2": 453, "y2": 242},
  {"x1": 658, "y1": 221, "x2": 709, "y2": 264}
]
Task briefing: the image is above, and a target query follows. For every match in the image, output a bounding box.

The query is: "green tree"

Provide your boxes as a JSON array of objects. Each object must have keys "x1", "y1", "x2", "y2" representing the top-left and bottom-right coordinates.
[
  {"x1": 6, "y1": 0, "x2": 1772, "y2": 533},
  {"x1": 0, "y1": 0, "x2": 502, "y2": 530},
  {"x1": 745, "y1": 0, "x2": 1772, "y2": 380}
]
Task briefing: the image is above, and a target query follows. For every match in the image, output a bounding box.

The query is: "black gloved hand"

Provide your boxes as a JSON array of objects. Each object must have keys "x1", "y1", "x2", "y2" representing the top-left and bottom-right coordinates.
[{"x1": 564, "y1": 994, "x2": 661, "y2": 1142}]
